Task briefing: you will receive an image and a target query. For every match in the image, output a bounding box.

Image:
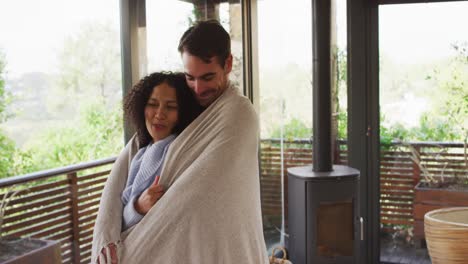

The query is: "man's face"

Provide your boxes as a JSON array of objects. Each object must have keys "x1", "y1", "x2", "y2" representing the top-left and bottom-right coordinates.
[{"x1": 182, "y1": 52, "x2": 232, "y2": 107}]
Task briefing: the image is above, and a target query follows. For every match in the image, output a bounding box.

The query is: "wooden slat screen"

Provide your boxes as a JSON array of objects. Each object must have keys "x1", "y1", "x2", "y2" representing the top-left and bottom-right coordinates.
[
  {"x1": 0, "y1": 158, "x2": 115, "y2": 264},
  {"x1": 380, "y1": 143, "x2": 466, "y2": 231}
]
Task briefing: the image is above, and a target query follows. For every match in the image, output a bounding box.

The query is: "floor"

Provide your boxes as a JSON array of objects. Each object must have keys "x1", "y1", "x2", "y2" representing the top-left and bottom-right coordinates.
[
  {"x1": 264, "y1": 229, "x2": 432, "y2": 263},
  {"x1": 380, "y1": 235, "x2": 432, "y2": 264}
]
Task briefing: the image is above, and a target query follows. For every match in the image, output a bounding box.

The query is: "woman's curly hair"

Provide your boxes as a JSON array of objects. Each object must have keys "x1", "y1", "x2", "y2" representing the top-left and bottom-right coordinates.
[{"x1": 124, "y1": 72, "x2": 202, "y2": 147}]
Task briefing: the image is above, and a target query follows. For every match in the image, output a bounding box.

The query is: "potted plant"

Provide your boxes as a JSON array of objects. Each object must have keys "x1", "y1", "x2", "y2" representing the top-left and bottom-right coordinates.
[
  {"x1": 410, "y1": 144, "x2": 468, "y2": 246},
  {"x1": 0, "y1": 186, "x2": 61, "y2": 264}
]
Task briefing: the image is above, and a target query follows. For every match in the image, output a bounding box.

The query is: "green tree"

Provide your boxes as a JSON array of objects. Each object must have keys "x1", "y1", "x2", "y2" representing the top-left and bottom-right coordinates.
[
  {"x1": 0, "y1": 50, "x2": 16, "y2": 178},
  {"x1": 18, "y1": 102, "x2": 123, "y2": 174},
  {"x1": 259, "y1": 64, "x2": 313, "y2": 138},
  {"x1": 423, "y1": 42, "x2": 468, "y2": 142},
  {"x1": 408, "y1": 114, "x2": 457, "y2": 141},
  {"x1": 0, "y1": 51, "x2": 12, "y2": 123},
  {"x1": 336, "y1": 111, "x2": 347, "y2": 140},
  {"x1": 271, "y1": 118, "x2": 311, "y2": 140},
  {"x1": 0, "y1": 132, "x2": 15, "y2": 178},
  {"x1": 335, "y1": 49, "x2": 347, "y2": 140},
  {"x1": 50, "y1": 21, "x2": 121, "y2": 118}
]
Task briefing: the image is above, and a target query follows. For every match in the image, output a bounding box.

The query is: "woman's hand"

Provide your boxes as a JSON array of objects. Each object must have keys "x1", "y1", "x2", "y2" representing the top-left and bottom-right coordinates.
[
  {"x1": 134, "y1": 175, "x2": 164, "y2": 215},
  {"x1": 97, "y1": 243, "x2": 117, "y2": 264}
]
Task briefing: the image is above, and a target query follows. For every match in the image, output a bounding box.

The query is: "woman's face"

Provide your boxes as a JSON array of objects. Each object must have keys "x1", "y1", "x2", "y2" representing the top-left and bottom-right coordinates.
[{"x1": 144, "y1": 82, "x2": 179, "y2": 143}]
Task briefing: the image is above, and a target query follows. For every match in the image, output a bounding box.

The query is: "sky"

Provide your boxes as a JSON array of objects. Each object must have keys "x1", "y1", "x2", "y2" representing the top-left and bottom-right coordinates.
[
  {"x1": 379, "y1": 2, "x2": 468, "y2": 65},
  {"x1": 0, "y1": 0, "x2": 120, "y2": 78}
]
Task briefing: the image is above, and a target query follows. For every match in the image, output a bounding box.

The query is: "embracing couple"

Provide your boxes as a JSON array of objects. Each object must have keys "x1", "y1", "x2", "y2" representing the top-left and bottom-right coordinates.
[{"x1": 91, "y1": 20, "x2": 269, "y2": 264}]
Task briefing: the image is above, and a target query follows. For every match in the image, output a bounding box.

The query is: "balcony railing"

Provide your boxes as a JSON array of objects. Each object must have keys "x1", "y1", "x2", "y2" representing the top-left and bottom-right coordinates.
[
  {"x1": 0, "y1": 157, "x2": 116, "y2": 264},
  {"x1": 0, "y1": 139, "x2": 465, "y2": 263}
]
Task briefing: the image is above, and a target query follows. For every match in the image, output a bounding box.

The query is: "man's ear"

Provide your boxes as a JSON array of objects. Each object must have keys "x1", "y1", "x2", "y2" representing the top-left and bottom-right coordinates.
[{"x1": 224, "y1": 54, "x2": 233, "y2": 74}]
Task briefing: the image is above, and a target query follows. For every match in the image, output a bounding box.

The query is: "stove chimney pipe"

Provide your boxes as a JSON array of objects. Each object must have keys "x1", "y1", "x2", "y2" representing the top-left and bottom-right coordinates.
[{"x1": 312, "y1": 0, "x2": 332, "y2": 172}]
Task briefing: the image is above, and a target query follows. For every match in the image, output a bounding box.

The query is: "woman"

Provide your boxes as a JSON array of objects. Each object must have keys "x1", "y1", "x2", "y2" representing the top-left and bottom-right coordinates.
[
  {"x1": 120, "y1": 71, "x2": 201, "y2": 231},
  {"x1": 95, "y1": 72, "x2": 200, "y2": 264}
]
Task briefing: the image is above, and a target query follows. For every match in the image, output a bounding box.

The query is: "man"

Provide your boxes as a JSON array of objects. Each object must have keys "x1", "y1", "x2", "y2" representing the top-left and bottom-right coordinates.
[
  {"x1": 176, "y1": 19, "x2": 269, "y2": 263},
  {"x1": 178, "y1": 20, "x2": 233, "y2": 108},
  {"x1": 92, "y1": 20, "x2": 268, "y2": 264}
]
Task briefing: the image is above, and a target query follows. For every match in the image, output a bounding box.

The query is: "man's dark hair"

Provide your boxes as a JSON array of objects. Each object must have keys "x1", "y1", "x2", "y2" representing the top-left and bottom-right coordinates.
[
  {"x1": 124, "y1": 72, "x2": 202, "y2": 147},
  {"x1": 178, "y1": 19, "x2": 231, "y2": 66}
]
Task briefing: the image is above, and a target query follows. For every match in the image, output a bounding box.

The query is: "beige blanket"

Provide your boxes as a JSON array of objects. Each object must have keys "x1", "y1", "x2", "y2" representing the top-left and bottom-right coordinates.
[{"x1": 91, "y1": 84, "x2": 268, "y2": 264}]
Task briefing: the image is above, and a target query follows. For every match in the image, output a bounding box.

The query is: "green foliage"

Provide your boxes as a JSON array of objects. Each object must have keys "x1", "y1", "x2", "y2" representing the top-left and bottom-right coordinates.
[
  {"x1": 409, "y1": 114, "x2": 457, "y2": 141},
  {"x1": 15, "y1": 103, "x2": 123, "y2": 175},
  {"x1": 380, "y1": 113, "x2": 458, "y2": 146},
  {"x1": 336, "y1": 49, "x2": 347, "y2": 85},
  {"x1": 50, "y1": 21, "x2": 121, "y2": 118},
  {"x1": 189, "y1": 7, "x2": 201, "y2": 25},
  {"x1": 270, "y1": 118, "x2": 311, "y2": 140},
  {"x1": 0, "y1": 50, "x2": 10, "y2": 123},
  {"x1": 376, "y1": 42, "x2": 468, "y2": 144},
  {"x1": 0, "y1": 50, "x2": 17, "y2": 178},
  {"x1": 334, "y1": 48, "x2": 347, "y2": 114},
  {"x1": 378, "y1": 112, "x2": 409, "y2": 149},
  {"x1": 0, "y1": 185, "x2": 27, "y2": 239},
  {"x1": 421, "y1": 42, "x2": 468, "y2": 142},
  {"x1": 9, "y1": 149, "x2": 38, "y2": 176},
  {"x1": 336, "y1": 111, "x2": 347, "y2": 140},
  {"x1": 0, "y1": 131, "x2": 15, "y2": 177},
  {"x1": 259, "y1": 64, "x2": 312, "y2": 137},
  {"x1": 444, "y1": 43, "x2": 467, "y2": 141}
]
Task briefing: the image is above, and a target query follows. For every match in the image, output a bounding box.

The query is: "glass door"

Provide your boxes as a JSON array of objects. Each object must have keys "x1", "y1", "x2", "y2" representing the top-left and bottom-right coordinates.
[{"x1": 378, "y1": 2, "x2": 468, "y2": 263}]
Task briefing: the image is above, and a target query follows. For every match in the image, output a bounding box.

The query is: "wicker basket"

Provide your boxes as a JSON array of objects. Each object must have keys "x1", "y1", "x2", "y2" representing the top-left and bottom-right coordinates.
[{"x1": 424, "y1": 207, "x2": 468, "y2": 264}]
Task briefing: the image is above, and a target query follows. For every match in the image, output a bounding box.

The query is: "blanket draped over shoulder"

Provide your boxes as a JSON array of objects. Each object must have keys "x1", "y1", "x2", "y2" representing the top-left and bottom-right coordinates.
[{"x1": 91, "y1": 84, "x2": 268, "y2": 264}]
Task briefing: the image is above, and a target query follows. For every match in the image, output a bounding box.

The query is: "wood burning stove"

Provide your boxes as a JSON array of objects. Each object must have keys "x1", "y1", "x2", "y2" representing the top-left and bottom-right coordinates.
[
  {"x1": 287, "y1": 165, "x2": 360, "y2": 264},
  {"x1": 285, "y1": 0, "x2": 361, "y2": 263}
]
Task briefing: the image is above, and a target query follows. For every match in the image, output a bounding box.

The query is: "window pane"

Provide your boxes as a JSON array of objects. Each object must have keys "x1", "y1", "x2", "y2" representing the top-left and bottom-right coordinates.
[
  {"x1": 0, "y1": 0, "x2": 123, "y2": 176},
  {"x1": 379, "y1": 2, "x2": 468, "y2": 262},
  {"x1": 257, "y1": 0, "x2": 313, "y2": 251},
  {"x1": 146, "y1": 0, "x2": 243, "y2": 91}
]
